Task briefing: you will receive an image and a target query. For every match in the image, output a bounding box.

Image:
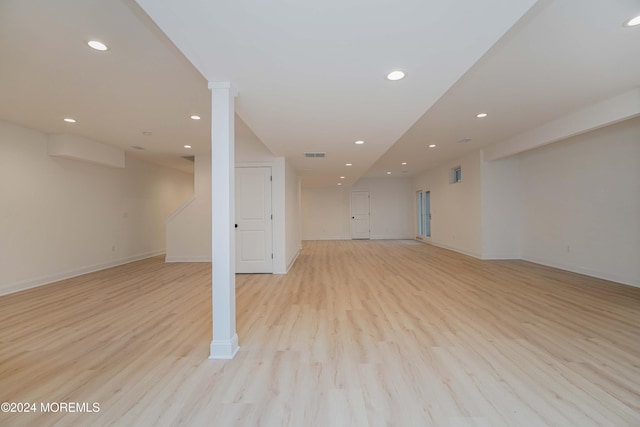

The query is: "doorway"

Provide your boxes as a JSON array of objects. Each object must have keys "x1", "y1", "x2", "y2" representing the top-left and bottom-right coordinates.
[
  {"x1": 350, "y1": 191, "x2": 370, "y2": 239},
  {"x1": 417, "y1": 190, "x2": 431, "y2": 238}
]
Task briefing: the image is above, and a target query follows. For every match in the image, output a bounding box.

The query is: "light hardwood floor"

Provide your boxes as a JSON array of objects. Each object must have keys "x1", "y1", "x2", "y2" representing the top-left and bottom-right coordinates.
[{"x1": 1, "y1": 240, "x2": 639, "y2": 426}]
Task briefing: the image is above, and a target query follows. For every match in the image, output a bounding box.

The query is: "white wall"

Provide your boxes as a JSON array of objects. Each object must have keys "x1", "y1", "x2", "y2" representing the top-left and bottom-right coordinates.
[
  {"x1": 518, "y1": 116, "x2": 640, "y2": 286},
  {"x1": 235, "y1": 117, "x2": 278, "y2": 162},
  {"x1": 409, "y1": 117, "x2": 639, "y2": 287},
  {"x1": 413, "y1": 151, "x2": 483, "y2": 257},
  {"x1": 352, "y1": 177, "x2": 413, "y2": 239},
  {"x1": 0, "y1": 120, "x2": 193, "y2": 295},
  {"x1": 301, "y1": 187, "x2": 351, "y2": 240},
  {"x1": 481, "y1": 155, "x2": 522, "y2": 259},
  {"x1": 285, "y1": 160, "x2": 301, "y2": 271},
  {"x1": 301, "y1": 177, "x2": 413, "y2": 240},
  {"x1": 165, "y1": 155, "x2": 211, "y2": 261}
]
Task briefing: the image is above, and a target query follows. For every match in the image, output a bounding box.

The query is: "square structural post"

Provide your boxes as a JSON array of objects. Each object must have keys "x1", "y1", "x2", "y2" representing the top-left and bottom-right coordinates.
[{"x1": 209, "y1": 81, "x2": 239, "y2": 359}]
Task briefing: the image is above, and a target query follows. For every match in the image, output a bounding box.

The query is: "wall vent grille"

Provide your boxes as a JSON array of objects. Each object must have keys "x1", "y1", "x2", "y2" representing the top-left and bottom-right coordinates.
[{"x1": 304, "y1": 152, "x2": 326, "y2": 158}]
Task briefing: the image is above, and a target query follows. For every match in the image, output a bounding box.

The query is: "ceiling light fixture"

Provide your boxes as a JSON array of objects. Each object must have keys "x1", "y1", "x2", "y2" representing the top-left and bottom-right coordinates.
[
  {"x1": 386, "y1": 171, "x2": 392, "y2": 175},
  {"x1": 184, "y1": 145, "x2": 192, "y2": 149},
  {"x1": 401, "y1": 162, "x2": 407, "y2": 165},
  {"x1": 386, "y1": 70, "x2": 405, "y2": 81},
  {"x1": 87, "y1": 40, "x2": 108, "y2": 51},
  {"x1": 624, "y1": 14, "x2": 640, "y2": 27},
  {"x1": 337, "y1": 183, "x2": 342, "y2": 186},
  {"x1": 340, "y1": 176, "x2": 345, "y2": 179},
  {"x1": 63, "y1": 118, "x2": 76, "y2": 123},
  {"x1": 190, "y1": 115, "x2": 201, "y2": 120},
  {"x1": 346, "y1": 163, "x2": 353, "y2": 166},
  {"x1": 142, "y1": 131, "x2": 152, "y2": 136},
  {"x1": 355, "y1": 140, "x2": 365, "y2": 145},
  {"x1": 476, "y1": 112, "x2": 488, "y2": 118},
  {"x1": 428, "y1": 144, "x2": 436, "y2": 148}
]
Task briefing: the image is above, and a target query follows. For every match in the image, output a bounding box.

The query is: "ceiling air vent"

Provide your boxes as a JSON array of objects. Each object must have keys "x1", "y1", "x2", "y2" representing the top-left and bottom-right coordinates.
[{"x1": 304, "y1": 152, "x2": 326, "y2": 158}]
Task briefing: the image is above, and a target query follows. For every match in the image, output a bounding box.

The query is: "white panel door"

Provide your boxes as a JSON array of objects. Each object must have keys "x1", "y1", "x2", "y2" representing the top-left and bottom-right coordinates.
[
  {"x1": 235, "y1": 167, "x2": 273, "y2": 273},
  {"x1": 350, "y1": 191, "x2": 370, "y2": 239}
]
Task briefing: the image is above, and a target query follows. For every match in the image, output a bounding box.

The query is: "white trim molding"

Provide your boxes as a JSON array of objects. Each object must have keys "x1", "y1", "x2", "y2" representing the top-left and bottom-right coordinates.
[
  {"x1": 0, "y1": 250, "x2": 165, "y2": 296},
  {"x1": 209, "y1": 334, "x2": 240, "y2": 360}
]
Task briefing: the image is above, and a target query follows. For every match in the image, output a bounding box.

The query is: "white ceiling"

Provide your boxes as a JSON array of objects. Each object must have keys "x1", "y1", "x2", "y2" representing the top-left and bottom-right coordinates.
[
  {"x1": 0, "y1": 0, "x2": 210, "y2": 173},
  {"x1": 1, "y1": 0, "x2": 639, "y2": 185}
]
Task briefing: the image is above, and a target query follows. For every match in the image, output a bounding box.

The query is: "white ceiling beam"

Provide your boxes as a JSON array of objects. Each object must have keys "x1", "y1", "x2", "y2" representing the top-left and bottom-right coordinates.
[{"x1": 484, "y1": 88, "x2": 640, "y2": 161}]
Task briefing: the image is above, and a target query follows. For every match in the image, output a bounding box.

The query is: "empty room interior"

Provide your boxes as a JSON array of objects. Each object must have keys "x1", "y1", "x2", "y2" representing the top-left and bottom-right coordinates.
[{"x1": 1, "y1": 0, "x2": 639, "y2": 426}]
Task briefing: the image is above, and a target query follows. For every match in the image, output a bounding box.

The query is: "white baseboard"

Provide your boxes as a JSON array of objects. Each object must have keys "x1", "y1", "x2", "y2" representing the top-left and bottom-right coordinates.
[
  {"x1": 165, "y1": 255, "x2": 212, "y2": 262},
  {"x1": 522, "y1": 256, "x2": 639, "y2": 288},
  {"x1": 416, "y1": 240, "x2": 638, "y2": 288},
  {"x1": 425, "y1": 240, "x2": 483, "y2": 259},
  {"x1": 482, "y1": 252, "x2": 522, "y2": 260},
  {"x1": 302, "y1": 236, "x2": 414, "y2": 241},
  {"x1": 286, "y1": 248, "x2": 301, "y2": 273},
  {"x1": 302, "y1": 236, "x2": 350, "y2": 241},
  {"x1": 370, "y1": 234, "x2": 414, "y2": 240},
  {"x1": 0, "y1": 250, "x2": 165, "y2": 296}
]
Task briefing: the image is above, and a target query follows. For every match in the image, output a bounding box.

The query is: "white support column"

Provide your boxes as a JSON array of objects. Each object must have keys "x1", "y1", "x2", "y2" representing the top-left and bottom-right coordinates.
[{"x1": 208, "y1": 81, "x2": 239, "y2": 360}]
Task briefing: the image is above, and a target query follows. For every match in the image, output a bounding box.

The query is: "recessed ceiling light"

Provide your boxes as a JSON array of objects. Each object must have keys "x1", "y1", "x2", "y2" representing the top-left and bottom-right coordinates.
[
  {"x1": 624, "y1": 15, "x2": 640, "y2": 27},
  {"x1": 428, "y1": 144, "x2": 436, "y2": 148},
  {"x1": 346, "y1": 163, "x2": 353, "y2": 166},
  {"x1": 355, "y1": 140, "x2": 365, "y2": 145},
  {"x1": 386, "y1": 171, "x2": 392, "y2": 175},
  {"x1": 63, "y1": 118, "x2": 76, "y2": 123},
  {"x1": 142, "y1": 131, "x2": 152, "y2": 136},
  {"x1": 387, "y1": 70, "x2": 405, "y2": 81},
  {"x1": 340, "y1": 176, "x2": 345, "y2": 179},
  {"x1": 184, "y1": 145, "x2": 192, "y2": 149},
  {"x1": 190, "y1": 115, "x2": 201, "y2": 120},
  {"x1": 401, "y1": 162, "x2": 407, "y2": 165},
  {"x1": 337, "y1": 183, "x2": 342, "y2": 186},
  {"x1": 476, "y1": 112, "x2": 488, "y2": 118},
  {"x1": 87, "y1": 40, "x2": 108, "y2": 51}
]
